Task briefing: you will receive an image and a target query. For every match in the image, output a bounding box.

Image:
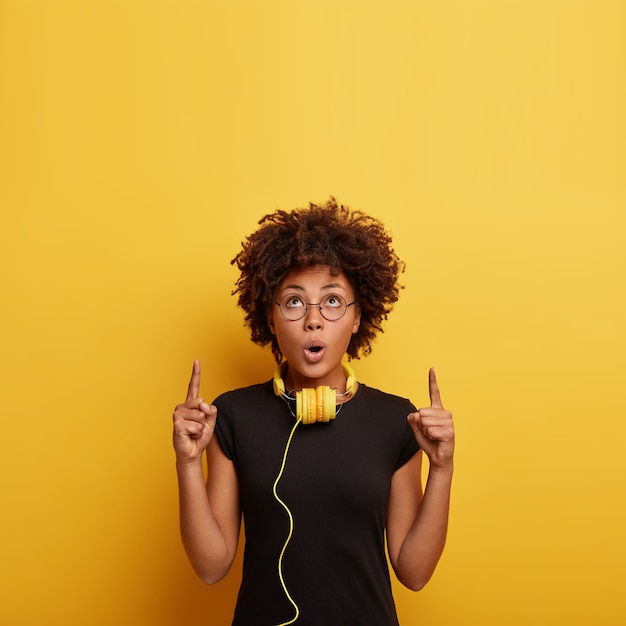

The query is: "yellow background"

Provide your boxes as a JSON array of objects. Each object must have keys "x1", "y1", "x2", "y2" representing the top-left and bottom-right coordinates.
[{"x1": 1, "y1": 1, "x2": 625, "y2": 624}]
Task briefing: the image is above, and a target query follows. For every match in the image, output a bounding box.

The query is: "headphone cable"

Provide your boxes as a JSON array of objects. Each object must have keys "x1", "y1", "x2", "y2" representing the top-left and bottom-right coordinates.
[{"x1": 272, "y1": 418, "x2": 302, "y2": 625}]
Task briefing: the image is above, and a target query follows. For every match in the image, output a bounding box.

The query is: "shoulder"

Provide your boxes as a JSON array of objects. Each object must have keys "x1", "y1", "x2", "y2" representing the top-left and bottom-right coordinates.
[
  {"x1": 343, "y1": 384, "x2": 420, "y2": 468},
  {"x1": 355, "y1": 383, "x2": 417, "y2": 413},
  {"x1": 212, "y1": 380, "x2": 275, "y2": 427},
  {"x1": 213, "y1": 380, "x2": 274, "y2": 408},
  {"x1": 343, "y1": 383, "x2": 417, "y2": 437},
  {"x1": 212, "y1": 380, "x2": 283, "y2": 461}
]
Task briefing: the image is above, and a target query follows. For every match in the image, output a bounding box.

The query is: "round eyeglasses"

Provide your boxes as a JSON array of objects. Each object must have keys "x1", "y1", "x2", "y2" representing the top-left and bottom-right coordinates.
[{"x1": 274, "y1": 293, "x2": 356, "y2": 321}]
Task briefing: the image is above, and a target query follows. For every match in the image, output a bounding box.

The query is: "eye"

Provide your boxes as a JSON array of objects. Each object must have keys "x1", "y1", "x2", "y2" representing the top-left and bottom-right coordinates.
[
  {"x1": 284, "y1": 295, "x2": 305, "y2": 309},
  {"x1": 322, "y1": 294, "x2": 344, "y2": 308}
]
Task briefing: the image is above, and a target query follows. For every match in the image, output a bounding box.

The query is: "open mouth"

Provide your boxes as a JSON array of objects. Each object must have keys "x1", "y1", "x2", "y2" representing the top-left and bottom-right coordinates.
[{"x1": 304, "y1": 343, "x2": 326, "y2": 362}]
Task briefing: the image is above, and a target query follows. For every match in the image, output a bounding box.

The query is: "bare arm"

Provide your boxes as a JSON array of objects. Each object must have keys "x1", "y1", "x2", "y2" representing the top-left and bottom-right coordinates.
[
  {"x1": 386, "y1": 368, "x2": 455, "y2": 591},
  {"x1": 173, "y1": 360, "x2": 242, "y2": 584}
]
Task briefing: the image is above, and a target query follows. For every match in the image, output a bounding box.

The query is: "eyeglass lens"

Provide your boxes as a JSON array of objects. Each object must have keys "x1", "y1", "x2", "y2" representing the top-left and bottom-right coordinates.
[{"x1": 278, "y1": 293, "x2": 348, "y2": 321}]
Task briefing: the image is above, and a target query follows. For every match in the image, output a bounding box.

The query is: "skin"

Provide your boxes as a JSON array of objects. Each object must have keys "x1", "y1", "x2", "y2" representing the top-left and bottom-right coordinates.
[
  {"x1": 267, "y1": 266, "x2": 361, "y2": 394},
  {"x1": 172, "y1": 265, "x2": 455, "y2": 590}
]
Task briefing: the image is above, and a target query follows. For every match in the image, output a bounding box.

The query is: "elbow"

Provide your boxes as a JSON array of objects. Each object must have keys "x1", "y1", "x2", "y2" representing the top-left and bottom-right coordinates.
[
  {"x1": 197, "y1": 567, "x2": 230, "y2": 586},
  {"x1": 396, "y1": 570, "x2": 433, "y2": 592},
  {"x1": 185, "y1": 543, "x2": 237, "y2": 586},
  {"x1": 194, "y1": 561, "x2": 233, "y2": 586},
  {"x1": 405, "y1": 579, "x2": 429, "y2": 592},
  {"x1": 199, "y1": 572, "x2": 226, "y2": 586}
]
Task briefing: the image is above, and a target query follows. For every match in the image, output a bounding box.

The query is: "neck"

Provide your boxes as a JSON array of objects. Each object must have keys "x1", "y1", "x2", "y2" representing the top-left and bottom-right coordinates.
[
  {"x1": 285, "y1": 369, "x2": 344, "y2": 394},
  {"x1": 282, "y1": 362, "x2": 357, "y2": 401}
]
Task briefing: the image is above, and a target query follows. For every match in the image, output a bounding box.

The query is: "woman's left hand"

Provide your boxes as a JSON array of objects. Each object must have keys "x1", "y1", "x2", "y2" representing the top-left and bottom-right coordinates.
[{"x1": 407, "y1": 368, "x2": 455, "y2": 471}]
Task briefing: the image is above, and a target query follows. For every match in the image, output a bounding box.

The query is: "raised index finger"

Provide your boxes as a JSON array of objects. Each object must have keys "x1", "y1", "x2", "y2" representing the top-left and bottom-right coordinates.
[
  {"x1": 429, "y1": 367, "x2": 444, "y2": 409},
  {"x1": 186, "y1": 359, "x2": 201, "y2": 401}
]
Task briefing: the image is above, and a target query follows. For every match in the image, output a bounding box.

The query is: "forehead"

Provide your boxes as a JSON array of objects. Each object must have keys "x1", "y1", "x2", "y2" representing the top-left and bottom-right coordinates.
[{"x1": 277, "y1": 265, "x2": 352, "y2": 292}]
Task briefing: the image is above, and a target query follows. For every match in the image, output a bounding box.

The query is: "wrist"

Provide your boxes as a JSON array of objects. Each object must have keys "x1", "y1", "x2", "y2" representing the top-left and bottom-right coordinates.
[
  {"x1": 175, "y1": 456, "x2": 204, "y2": 473},
  {"x1": 428, "y1": 462, "x2": 454, "y2": 479}
]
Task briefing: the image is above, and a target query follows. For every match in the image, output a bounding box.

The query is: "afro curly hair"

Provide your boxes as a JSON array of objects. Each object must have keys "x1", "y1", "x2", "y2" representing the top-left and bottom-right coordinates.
[{"x1": 231, "y1": 197, "x2": 405, "y2": 363}]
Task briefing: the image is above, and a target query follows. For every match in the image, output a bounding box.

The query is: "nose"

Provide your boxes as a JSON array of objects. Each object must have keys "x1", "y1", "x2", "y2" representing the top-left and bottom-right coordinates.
[{"x1": 303, "y1": 303, "x2": 324, "y2": 330}]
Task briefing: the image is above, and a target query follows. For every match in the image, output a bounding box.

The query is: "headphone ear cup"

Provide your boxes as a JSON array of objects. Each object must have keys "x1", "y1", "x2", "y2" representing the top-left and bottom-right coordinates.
[
  {"x1": 284, "y1": 363, "x2": 357, "y2": 424},
  {"x1": 325, "y1": 386, "x2": 335, "y2": 421},
  {"x1": 295, "y1": 389, "x2": 303, "y2": 421},
  {"x1": 307, "y1": 388, "x2": 317, "y2": 424},
  {"x1": 298, "y1": 388, "x2": 311, "y2": 424},
  {"x1": 315, "y1": 386, "x2": 324, "y2": 422}
]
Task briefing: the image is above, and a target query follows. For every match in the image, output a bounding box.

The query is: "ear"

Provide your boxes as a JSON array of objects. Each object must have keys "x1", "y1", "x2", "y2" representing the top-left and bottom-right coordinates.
[
  {"x1": 351, "y1": 304, "x2": 361, "y2": 334},
  {"x1": 267, "y1": 307, "x2": 276, "y2": 334}
]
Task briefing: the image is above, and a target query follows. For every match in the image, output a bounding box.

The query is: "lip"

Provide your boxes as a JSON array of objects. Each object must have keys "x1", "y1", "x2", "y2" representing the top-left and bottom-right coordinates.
[{"x1": 304, "y1": 341, "x2": 326, "y2": 363}]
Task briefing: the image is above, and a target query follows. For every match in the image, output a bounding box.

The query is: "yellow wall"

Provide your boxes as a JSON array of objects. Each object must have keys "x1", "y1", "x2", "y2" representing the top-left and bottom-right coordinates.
[{"x1": 1, "y1": 1, "x2": 624, "y2": 624}]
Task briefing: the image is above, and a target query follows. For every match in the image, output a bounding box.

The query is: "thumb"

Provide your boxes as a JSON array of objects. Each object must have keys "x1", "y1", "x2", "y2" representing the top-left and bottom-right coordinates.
[{"x1": 408, "y1": 411, "x2": 430, "y2": 450}]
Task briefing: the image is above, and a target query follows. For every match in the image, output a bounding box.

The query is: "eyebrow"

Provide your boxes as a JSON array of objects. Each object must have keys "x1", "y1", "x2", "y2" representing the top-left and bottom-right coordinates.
[{"x1": 280, "y1": 282, "x2": 347, "y2": 292}]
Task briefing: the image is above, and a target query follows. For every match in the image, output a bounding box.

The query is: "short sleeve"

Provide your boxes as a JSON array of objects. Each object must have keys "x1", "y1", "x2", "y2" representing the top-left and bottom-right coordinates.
[
  {"x1": 213, "y1": 391, "x2": 236, "y2": 461},
  {"x1": 395, "y1": 405, "x2": 420, "y2": 470}
]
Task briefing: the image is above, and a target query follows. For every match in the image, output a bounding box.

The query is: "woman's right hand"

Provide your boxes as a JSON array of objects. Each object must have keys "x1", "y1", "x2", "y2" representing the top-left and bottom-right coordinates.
[{"x1": 172, "y1": 360, "x2": 218, "y2": 464}]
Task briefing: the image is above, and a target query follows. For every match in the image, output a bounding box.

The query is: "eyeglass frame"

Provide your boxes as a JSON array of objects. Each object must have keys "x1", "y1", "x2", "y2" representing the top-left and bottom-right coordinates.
[{"x1": 273, "y1": 293, "x2": 357, "y2": 321}]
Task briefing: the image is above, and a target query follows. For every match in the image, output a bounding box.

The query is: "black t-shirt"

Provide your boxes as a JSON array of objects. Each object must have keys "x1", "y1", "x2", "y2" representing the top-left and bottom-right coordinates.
[{"x1": 214, "y1": 380, "x2": 420, "y2": 626}]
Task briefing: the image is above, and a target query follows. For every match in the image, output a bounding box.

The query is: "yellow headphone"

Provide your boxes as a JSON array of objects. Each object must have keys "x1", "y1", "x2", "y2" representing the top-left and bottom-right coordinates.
[{"x1": 273, "y1": 361, "x2": 357, "y2": 424}]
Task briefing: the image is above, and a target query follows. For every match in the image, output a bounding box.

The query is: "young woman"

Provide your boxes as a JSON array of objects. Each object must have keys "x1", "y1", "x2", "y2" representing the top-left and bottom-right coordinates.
[{"x1": 172, "y1": 198, "x2": 455, "y2": 626}]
